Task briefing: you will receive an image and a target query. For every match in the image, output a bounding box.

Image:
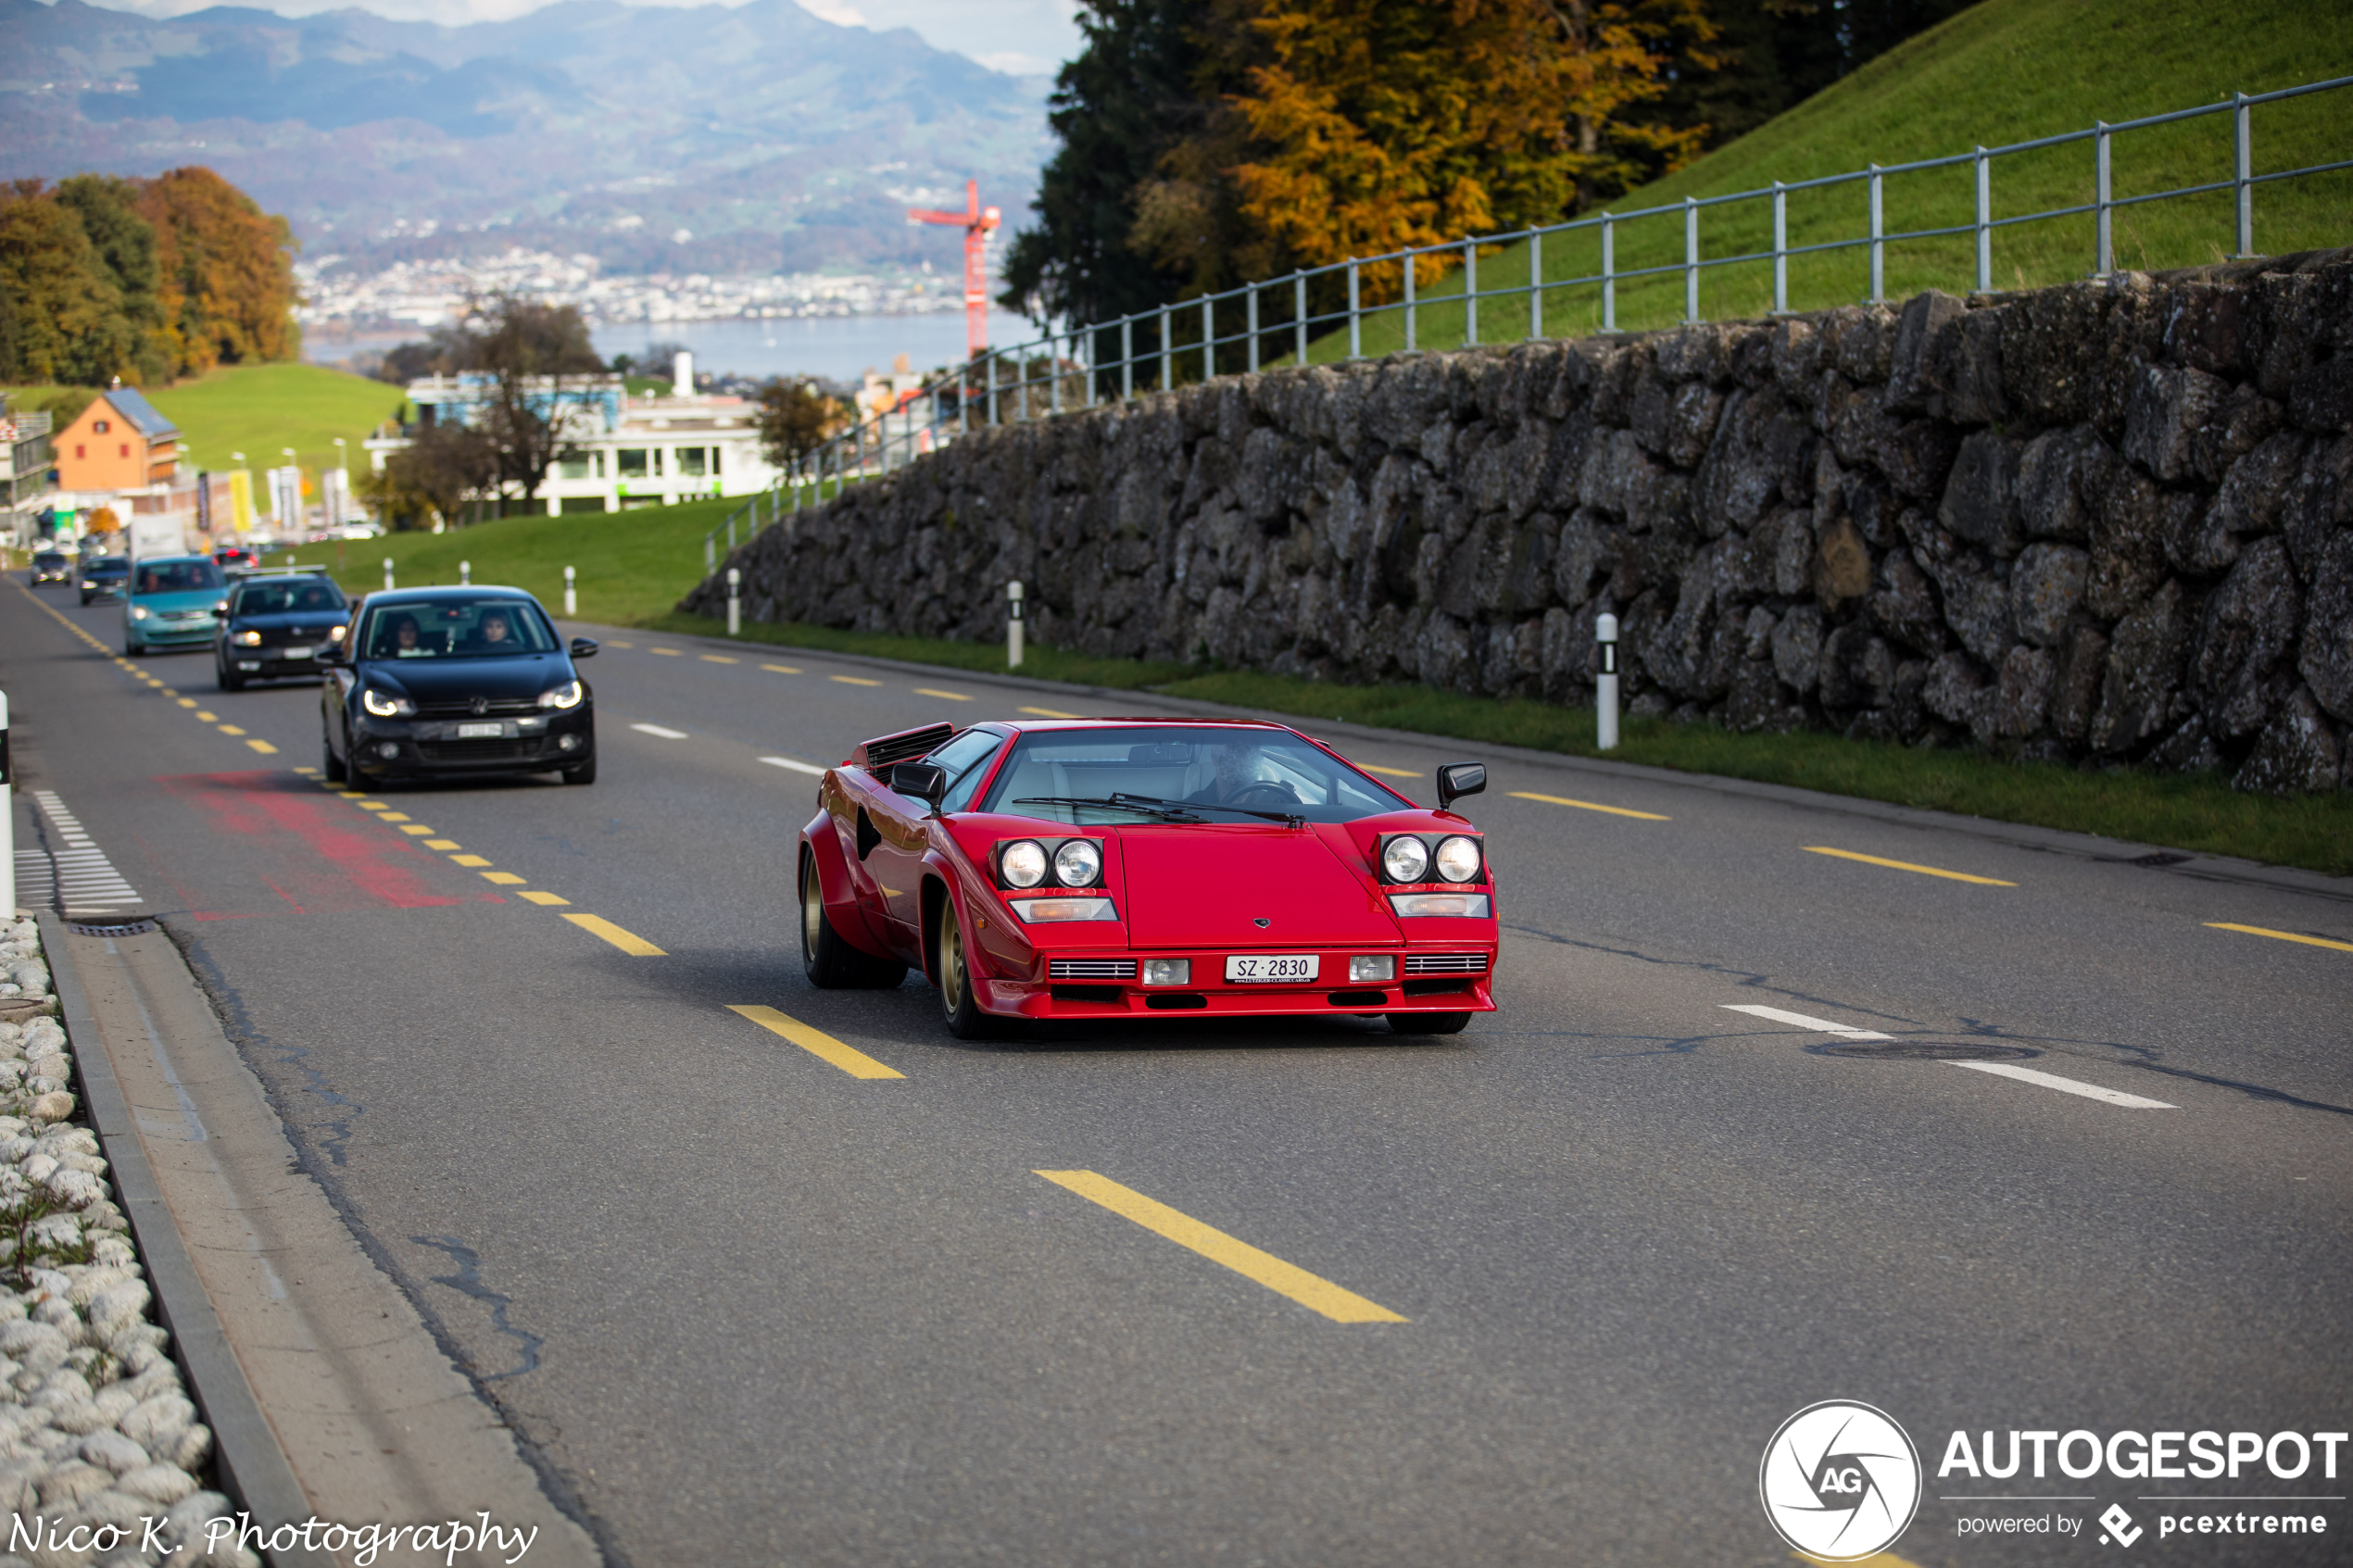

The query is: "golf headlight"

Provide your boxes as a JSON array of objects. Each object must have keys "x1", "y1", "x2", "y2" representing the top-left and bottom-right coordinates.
[
  {"x1": 129, "y1": 606, "x2": 149, "y2": 621},
  {"x1": 1434, "y1": 834, "x2": 1483, "y2": 883},
  {"x1": 1381, "y1": 835, "x2": 1429, "y2": 883},
  {"x1": 1349, "y1": 955, "x2": 1396, "y2": 982},
  {"x1": 999, "y1": 840, "x2": 1048, "y2": 888},
  {"x1": 361, "y1": 688, "x2": 414, "y2": 718},
  {"x1": 1052, "y1": 840, "x2": 1101, "y2": 887},
  {"x1": 330, "y1": 623, "x2": 347, "y2": 641},
  {"x1": 1388, "y1": 892, "x2": 1491, "y2": 918},
  {"x1": 1011, "y1": 897, "x2": 1116, "y2": 923},
  {"x1": 1141, "y1": 959, "x2": 1191, "y2": 985},
  {"x1": 233, "y1": 630, "x2": 262, "y2": 646},
  {"x1": 539, "y1": 680, "x2": 584, "y2": 709}
]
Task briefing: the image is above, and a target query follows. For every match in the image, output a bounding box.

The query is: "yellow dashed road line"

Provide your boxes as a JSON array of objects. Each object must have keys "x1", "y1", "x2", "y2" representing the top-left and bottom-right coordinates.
[
  {"x1": 2205, "y1": 922, "x2": 2353, "y2": 954},
  {"x1": 1357, "y1": 764, "x2": 1419, "y2": 778},
  {"x1": 831, "y1": 675, "x2": 883, "y2": 687},
  {"x1": 562, "y1": 914, "x2": 666, "y2": 956},
  {"x1": 1804, "y1": 846, "x2": 2016, "y2": 886},
  {"x1": 1510, "y1": 790, "x2": 1671, "y2": 822},
  {"x1": 700, "y1": 654, "x2": 738, "y2": 664},
  {"x1": 761, "y1": 663, "x2": 802, "y2": 674},
  {"x1": 728, "y1": 1004, "x2": 903, "y2": 1080},
  {"x1": 913, "y1": 687, "x2": 971, "y2": 701},
  {"x1": 1020, "y1": 706, "x2": 1084, "y2": 719},
  {"x1": 517, "y1": 891, "x2": 571, "y2": 907}
]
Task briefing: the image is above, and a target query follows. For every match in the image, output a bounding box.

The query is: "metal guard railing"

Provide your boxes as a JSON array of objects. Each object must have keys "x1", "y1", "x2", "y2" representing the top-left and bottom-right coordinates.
[{"x1": 706, "y1": 74, "x2": 2353, "y2": 570}]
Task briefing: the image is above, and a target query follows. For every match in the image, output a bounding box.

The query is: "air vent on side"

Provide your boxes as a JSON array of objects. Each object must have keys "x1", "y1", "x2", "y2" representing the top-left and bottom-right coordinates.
[{"x1": 854, "y1": 722, "x2": 956, "y2": 771}]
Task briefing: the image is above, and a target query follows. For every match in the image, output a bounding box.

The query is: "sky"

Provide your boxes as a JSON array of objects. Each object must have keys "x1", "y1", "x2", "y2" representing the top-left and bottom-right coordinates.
[{"x1": 56, "y1": 0, "x2": 1087, "y2": 77}]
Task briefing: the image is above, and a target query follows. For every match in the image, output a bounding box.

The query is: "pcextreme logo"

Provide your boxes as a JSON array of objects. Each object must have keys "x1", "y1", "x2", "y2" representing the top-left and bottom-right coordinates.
[{"x1": 1760, "y1": 1400, "x2": 1924, "y2": 1562}]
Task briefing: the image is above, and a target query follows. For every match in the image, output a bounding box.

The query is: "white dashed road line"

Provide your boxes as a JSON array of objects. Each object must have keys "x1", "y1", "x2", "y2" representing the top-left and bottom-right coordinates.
[
  {"x1": 23, "y1": 790, "x2": 143, "y2": 914},
  {"x1": 760, "y1": 757, "x2": 827, "y2": 777},
  {"x1": 630, "y1": 723, "x2": 689, "y2": 739},
  {"x1": 1720, "y1": 1003, "x2": 1894, "y2": 1041},
  {"x1": 1947, "y1": 1060, "x2": 2179, "y2": 1110}
]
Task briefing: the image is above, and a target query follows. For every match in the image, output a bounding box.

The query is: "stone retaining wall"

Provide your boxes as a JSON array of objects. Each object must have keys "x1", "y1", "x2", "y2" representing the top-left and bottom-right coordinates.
[{"x1": 683, "y1": 248, "x2": 2353, "y2": 791}]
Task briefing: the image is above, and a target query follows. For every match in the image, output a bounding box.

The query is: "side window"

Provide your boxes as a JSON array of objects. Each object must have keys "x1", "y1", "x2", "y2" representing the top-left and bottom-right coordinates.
[{"x1": 927, "y1": 730, "x2": 1006, "y2": 811}]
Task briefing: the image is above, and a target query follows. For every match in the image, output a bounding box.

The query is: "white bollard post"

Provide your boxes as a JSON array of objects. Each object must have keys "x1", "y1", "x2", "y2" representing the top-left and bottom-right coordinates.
[
  {"x1": 564, "y1": 565, "x2": 577, "y2": 618},
  {"x1": 459, "y1": 559, "x2": 472, "y2": 586},
  {"x1": 726, "y1": 568, "x2": 740, "y2": 637},
  {"x1": 1595, "y1": 612, "x2": 1620, "y2": 751},
  {"x1": 0, "y1": 692, "x2": 12, "y2": 920},
  {"x1": 384, "y1": 558, "x2": 395, "y2": 591},
  {"x1": 1007, "y1": 580, "x2": 1025, "y2": 670}
]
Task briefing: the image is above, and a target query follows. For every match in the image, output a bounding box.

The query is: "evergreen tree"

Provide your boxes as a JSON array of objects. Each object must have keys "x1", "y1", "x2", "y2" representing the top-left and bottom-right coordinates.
[{"x1": 54, "y1": 175, "x2": 171, "y2": 385}]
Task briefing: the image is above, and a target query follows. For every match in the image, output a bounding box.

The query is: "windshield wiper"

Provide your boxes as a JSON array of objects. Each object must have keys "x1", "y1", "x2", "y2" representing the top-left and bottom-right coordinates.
[
  {"x1": 1013, "y1": 795, "x2": 1203, "y2": 822},
  {"x1": 1107, "y1": 792, "x2": 1304, "y2": 827}
]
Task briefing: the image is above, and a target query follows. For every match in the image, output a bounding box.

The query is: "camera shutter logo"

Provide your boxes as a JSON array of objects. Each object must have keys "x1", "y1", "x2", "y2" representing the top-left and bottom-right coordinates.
[{"x1": 1759, "y1": 1399, "x2": 1922, "y2": 1561}]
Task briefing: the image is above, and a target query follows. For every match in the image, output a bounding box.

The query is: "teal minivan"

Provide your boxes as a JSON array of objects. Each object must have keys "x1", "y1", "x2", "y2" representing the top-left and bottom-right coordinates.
[{"x1": 125, "y1": 555, "x2": 229, "y2": 656}]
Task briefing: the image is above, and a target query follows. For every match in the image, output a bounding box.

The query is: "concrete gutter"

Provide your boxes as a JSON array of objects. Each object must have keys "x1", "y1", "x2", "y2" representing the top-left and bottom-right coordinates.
[
  {"x1": 591, "y1": 619, "x2": 2353, "y2": 908},
  {"x1": 45, "y1": 909, "x2": 335, "y2": 1568}
]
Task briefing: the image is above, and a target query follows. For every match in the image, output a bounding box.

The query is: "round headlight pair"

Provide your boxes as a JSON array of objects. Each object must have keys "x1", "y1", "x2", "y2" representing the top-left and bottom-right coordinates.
[
  {"x1": 1000, "y1": 839, "x2": 1101, "y2": 889},
  {"x1": 1383, "y1": 834, "x2": 1482, "y2": 884}
]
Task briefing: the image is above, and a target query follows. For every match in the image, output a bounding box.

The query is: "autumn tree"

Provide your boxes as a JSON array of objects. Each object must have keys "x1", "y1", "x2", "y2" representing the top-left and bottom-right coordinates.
[
  {"x1": 755, "y1": 377, "x2": 848, "y2": 469},
  {"x1": 137, "y1": 167, "x2": 299, "y2": 376},
  {"x1": 418, "y1": 294, "x2": 608, "y2": 509},
  {"x1": 361, "y1": 422, "x2": 498, "y2": 532},
  {"x1": 54, "y1": 175, "x2": 171, "y2": 385},
  {"x1": 0, "y1": 182, "x2": 132, "y2": 385}
]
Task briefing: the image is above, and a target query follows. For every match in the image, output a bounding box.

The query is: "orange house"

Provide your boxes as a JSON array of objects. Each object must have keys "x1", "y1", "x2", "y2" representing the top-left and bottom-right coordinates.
[{"x1": 54, "y1": 389, "x2": 180, "y2": 493}]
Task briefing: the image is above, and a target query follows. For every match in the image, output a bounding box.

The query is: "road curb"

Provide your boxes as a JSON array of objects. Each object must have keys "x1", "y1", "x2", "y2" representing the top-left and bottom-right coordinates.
[
  {"x1": 598, "y1": 619, "x2": 2353, "y2": 907},
  {"x1": 42, "y1": 910, "x2": 335, "y2": 1568}
]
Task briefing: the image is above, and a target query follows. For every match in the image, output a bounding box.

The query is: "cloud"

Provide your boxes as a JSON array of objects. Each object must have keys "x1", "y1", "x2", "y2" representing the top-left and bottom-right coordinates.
[{"x1": 46, "y1": 0, "x2": 1084, "y2": 73}]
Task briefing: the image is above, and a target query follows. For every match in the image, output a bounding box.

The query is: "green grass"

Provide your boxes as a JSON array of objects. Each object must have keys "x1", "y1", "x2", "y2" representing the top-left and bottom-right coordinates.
[
  {"x1": 7, "y1": 362, "x2": 408, "y2": 483},
  {"x1": 1257, "y1": 0, "x2": 2353, "y2": 359},
  {"x1": 650, "y1": 609, "x2": 2353, "y2": 878}
]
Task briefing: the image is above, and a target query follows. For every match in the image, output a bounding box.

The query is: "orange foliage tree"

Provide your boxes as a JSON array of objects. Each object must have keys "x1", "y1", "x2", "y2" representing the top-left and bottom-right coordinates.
[
  {"x1": 137, "y1": 168, "x2": 299, "y2": 376},
  {"x1": 1196, "y1": 0, "x2": 1718, "y2": 302}
]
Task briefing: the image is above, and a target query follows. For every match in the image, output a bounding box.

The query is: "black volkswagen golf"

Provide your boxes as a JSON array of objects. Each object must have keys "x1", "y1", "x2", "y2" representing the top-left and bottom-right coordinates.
[{"x1": 321, "y1": 586, "x2": 598, "y2": 786}]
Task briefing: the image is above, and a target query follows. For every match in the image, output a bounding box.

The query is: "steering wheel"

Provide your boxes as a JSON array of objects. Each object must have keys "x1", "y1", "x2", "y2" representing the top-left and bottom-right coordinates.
[{"x1": 1227, "y1": 781, "x2": 1301, "y2": 807}]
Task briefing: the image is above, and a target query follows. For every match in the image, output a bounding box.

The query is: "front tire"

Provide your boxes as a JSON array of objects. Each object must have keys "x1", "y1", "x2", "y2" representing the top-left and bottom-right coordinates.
[
  {"x1": 218, "y1": 661, "x2": 245, "y2": 692},
  {"x1": 799, "y1": 851, "x2": 905, "y2": 988},
  {"x1": 1387, "y1": 1010, "x2": 1471, "y2": 1035},
  {"x1": 560, "y1": 757, "x2": 597, "y2": 785},
  {"x1": 322, "y1": 733, "x2": 347, "y2": 783},
  {"x1": 937, "y1": 902, "x2": 997, "y2": 1039}
]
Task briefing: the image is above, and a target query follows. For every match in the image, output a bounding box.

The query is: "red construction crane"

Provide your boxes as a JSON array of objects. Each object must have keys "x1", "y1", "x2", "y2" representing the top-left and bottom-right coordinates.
[{"x1": 908, "y1": 180, "x2": 1001, "y2": 359}]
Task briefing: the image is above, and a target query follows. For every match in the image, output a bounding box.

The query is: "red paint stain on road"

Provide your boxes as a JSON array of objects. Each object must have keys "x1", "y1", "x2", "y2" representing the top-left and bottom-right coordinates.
[{"x1": 158, "y1": 771, "x2": 485, "y2": 912}]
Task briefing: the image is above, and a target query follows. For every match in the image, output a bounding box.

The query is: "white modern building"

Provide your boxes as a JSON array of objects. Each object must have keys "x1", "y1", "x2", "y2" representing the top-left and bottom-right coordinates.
[{"x1": 365, "y1": 352, "x2": 780, "y2": 516}]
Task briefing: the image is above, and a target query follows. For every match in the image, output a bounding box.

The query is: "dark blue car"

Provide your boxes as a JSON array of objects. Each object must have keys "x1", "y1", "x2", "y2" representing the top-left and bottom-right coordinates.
[
  {"x1": 215, "y1": 573, "x2": 349, "y2": 690},
  {"x1": 321, "y1": 586, "x2": 598, "y2": 786}
]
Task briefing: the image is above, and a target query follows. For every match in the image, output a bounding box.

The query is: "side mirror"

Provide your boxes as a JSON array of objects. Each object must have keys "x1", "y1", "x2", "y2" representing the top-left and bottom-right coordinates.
[
  {"x1": 1436, "y1": 762, "x2": 1487, "y2": 810},
  {"x1": 570, "y1": 636, "x2": 598, "y2": 659},
  {"x1": 890, "y1": 761, "x2": 948, "y2": 813},
  {"x1": 316, "y1": 644, "x2": 346, "y2": 666}
]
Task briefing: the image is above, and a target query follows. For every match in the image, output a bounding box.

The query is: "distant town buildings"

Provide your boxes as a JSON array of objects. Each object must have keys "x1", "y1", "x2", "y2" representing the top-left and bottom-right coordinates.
[{"x1": 296, "y1": 248, "x2": 972, "y2": 333}]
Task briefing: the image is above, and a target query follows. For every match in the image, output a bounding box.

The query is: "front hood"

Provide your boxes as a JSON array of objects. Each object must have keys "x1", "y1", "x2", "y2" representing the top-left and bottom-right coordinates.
[
  {"x1": 360, "y1": 654, "x2": 568, "y2": 702},
  {"x1": 133, "y1": 591, "x2": 220, "y2": 612},
  {"x1": 1117, "y1": 827, "x2": 1398, "y2": 947}
]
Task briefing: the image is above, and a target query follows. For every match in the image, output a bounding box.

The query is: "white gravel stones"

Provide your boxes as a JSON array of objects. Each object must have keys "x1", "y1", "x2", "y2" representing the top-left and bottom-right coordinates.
[{"x1": 0, "y1": 919, "x2": 252, "y2": 1567}]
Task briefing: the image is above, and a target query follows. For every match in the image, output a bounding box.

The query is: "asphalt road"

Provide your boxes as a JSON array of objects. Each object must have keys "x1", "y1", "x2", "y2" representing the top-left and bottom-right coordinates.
[{"x1": 5, "y1": 577, "x2": 2348, "y2": 1567}]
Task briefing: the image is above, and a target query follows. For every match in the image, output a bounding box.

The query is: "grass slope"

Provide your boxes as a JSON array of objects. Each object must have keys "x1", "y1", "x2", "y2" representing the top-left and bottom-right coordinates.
[
  {"x1": 7, "y1": 363, "x2": 408, "y2": 485},
  {"x1": 1297, "y1": 0, "x2": 2351, "y2": 357}
]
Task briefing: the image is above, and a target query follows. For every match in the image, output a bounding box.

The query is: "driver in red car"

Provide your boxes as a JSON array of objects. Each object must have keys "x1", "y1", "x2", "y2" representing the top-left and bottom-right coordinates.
[{"x1": 1189, "y1": 741, "x2": 1299, "y2": 808}]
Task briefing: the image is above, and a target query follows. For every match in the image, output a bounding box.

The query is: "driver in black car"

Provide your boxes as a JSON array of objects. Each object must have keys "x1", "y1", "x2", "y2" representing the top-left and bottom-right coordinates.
[{"x1": 461, "y1": 609, "x2": 517, "y2": 654}]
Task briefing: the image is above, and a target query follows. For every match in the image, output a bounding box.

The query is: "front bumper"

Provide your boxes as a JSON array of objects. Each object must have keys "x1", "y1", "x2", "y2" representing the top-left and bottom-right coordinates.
[
  {"x1": 226, "y1": 645, "x2": 333, "y2": 678},
  {"x1": 349, "y1": 709, "x2": 595, "y2": 776},
  {"x1": 129, "y1": 619, "x2": 217, "y2": 648},
  {"x1": 976, "y1": 946, "x2": 1496, "y2": 1020}
]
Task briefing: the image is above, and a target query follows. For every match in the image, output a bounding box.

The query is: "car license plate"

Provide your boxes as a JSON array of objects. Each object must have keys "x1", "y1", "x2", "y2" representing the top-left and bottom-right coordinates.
[
  {"x1": 456, "y1": 721, "x2": 504, "y2": 738},
  {"x1": 280, "y1": 646, "x2": 314, "y2": 659},
  {"x1": 1225, "y1": 954, "x2": 1319, "y2": 984}
]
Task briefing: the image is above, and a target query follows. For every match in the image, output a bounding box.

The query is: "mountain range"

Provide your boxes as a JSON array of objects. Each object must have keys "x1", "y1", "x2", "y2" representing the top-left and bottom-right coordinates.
[{"x1": 0, "y1": 0, "x2": 1052, "y2": 276}]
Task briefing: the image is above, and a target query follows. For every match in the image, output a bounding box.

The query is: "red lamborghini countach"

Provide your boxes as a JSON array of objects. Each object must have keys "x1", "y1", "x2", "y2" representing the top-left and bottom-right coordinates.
[{"x1": 797, "y1": 717, "x2": 1498, "y2": 1037}]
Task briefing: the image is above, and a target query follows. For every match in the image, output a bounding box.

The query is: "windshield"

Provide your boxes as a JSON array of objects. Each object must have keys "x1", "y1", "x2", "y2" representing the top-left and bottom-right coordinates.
[
  {"x1": 361, "y1": 598, "x2": 558, "y2": 659},
  {"x1": 134, "y1": 559, "x2": 224, "y2": 595},
  {"x1": 233, "y1": 580, "x2": 347, "y2": 617},
  {"x1": 87, "y1": 558, "x2": 127, "y2": 573},
  {"x1": 975, "y1": 726, "x2": 1409, "y2": 825}
]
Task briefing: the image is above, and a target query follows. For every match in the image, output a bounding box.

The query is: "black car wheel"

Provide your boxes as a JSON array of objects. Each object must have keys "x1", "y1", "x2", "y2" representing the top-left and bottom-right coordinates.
[
  {"x1": 322, "y1": 731, "x2": 346, "y2": 783},
  {"x1": 1386, "y1": 1010, "x2": 1471, "y2": 1035},
  {"x1": 799, "y1": 851, "x2": 905, "y2": 989},
  {"x1": 937, "y1": 902, "x2": 999, "y2": 1039},
  {"x1": 560, "y1": 757, "x2": 597, "y2": 785},
  {"x1": 217, "y1": 660, "x2": 245, "y2": 692}
]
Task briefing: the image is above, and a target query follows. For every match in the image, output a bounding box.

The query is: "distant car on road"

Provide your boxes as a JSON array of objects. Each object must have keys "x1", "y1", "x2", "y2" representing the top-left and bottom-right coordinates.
[
  {"x1": 29, "y1": 551, "x2": 70, "y2": 585},
  {"x1": 123, "y1": 555, "x2": 229, "y2": 657},
  {"x1": 213, "y1": 545, "x2": 260, "y2": 575},
  {"x1": 320, "y1": 586, "x2": 598, "y2": 786},
  {"x1": 215, "y1": 572, "x2": 350, "y2": 690},
  {"x1": 799, "y1": 718, "x2": 1497, "y2": 1038},
  {"x1": 77, "y1": 555, "x2": 130, "y2": 605}
]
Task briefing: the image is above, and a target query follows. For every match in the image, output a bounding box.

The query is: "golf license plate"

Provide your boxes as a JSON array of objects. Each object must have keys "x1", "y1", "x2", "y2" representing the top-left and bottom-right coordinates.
[
  {"x1": 455, "y1": 721, "x2": 504, "y2": 738},
  {"x1": 1225, "y1": 954, "x2": 1319, "y2": 984}
]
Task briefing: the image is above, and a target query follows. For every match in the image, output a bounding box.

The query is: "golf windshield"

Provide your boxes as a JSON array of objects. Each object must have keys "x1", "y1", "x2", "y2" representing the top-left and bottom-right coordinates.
[
  {"x1": 975, "y1": 727, "x2": 1410, "y2": 825},
  {"x1": 362, "y1": 599, "x2": 559, "y2": 659},
  {"x1": 235, "y1": 580, "x2": 347, "y2": 616}
]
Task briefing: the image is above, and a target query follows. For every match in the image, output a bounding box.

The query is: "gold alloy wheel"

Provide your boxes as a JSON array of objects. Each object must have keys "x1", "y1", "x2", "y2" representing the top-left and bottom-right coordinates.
[
  {"x1": 800, "y1": 857, "x2": 824, "y2": 960},
  {"x1": 939, "y1": 910, "x2": 967, "y2": 1020}
]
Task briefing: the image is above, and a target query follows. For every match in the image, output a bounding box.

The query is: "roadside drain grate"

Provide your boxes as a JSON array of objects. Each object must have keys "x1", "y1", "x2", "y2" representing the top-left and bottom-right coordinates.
[
  {"x1": 69, "y1": 919, "x2": 158, "y2": 937},
  {"x1": 2131, "y1": 852, "x2": 2194, "y2": 868},
  {"x1": 1817, "y1": 1040, "x2": 2038, "y2": 1061}
]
